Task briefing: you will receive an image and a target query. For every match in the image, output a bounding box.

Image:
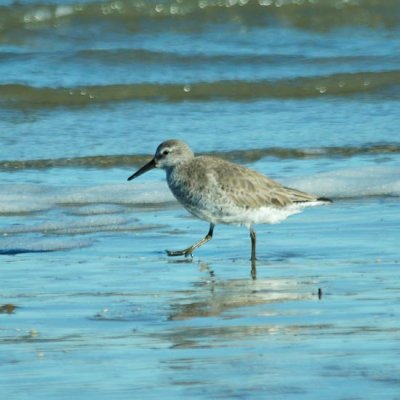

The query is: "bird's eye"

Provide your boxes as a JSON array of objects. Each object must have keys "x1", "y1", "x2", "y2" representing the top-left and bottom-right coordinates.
[{"x1": 162, "y1": 150, "x2": 169, "y2": 156}]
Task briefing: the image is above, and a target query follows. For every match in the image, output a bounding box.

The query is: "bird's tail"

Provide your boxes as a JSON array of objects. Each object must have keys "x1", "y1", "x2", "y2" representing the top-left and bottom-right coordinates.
[{"x1": 317, "y1": 197, "x2": 333, "y2": 203}]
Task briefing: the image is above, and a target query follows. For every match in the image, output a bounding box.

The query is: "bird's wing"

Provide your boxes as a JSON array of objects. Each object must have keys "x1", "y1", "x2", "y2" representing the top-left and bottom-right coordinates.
[{"x1": 198, "y1": 157, "x2": 317, "y2": 208}]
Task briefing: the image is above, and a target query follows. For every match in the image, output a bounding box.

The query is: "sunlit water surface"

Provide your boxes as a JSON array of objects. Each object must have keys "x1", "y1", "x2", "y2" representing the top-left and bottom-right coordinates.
[{"x1": 1, "y1": 0, "x2": 400, "y2": 398}]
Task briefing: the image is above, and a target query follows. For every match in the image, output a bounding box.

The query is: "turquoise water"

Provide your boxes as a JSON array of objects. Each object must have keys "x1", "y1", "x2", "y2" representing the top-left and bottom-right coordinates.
[{"x1": 1, "y1": 0, "x2": 400, "y2": 398}]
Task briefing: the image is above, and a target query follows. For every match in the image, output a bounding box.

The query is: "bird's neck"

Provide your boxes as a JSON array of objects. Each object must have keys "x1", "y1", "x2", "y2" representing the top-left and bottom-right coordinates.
[
  {"x1": 165, "y1": 161, "x2": 189, "y2": 184},
  {"x1": 165, "y1": 166, "x2": 174, "y2": 180}
]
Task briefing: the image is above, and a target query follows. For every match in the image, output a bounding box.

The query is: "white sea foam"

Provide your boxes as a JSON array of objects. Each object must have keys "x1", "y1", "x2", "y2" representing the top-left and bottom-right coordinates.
[
  {"x1": 288, "y1": 166, "x2": 400, "y2": 199},
  {"x1": 0, "y1": 167, "x2": 399, "y2": 217},
  {"x1": 55, "y1": 182, "x2": 174, "y2": 205},
  {"x1": 0, "y1": 182, "x2": 175, "y2": 215}
]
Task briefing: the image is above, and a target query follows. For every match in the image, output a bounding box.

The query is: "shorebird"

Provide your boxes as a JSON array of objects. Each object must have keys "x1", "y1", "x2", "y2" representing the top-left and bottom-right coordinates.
[{"x1": 128, "y1": 140, "x2": 331, "y2": 263}]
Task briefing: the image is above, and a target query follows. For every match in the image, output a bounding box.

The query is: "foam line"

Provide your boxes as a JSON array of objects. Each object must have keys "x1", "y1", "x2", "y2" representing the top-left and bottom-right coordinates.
[
  {"x1": 0, "y1": 166, "x2": 398, "y2": 216},
  {"x1": 289, "y1": 166, "x2": 400, "y2": 199}
]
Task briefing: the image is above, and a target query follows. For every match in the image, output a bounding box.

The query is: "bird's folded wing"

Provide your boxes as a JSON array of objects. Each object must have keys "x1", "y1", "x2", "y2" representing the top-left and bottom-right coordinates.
[{"x1": 209, "y1": 161, "x2": 316, "y2": 208}]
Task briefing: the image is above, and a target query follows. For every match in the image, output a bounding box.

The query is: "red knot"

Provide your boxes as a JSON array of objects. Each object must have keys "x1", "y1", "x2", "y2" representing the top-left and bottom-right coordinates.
[{"x1": 128, "y1": 139, "x2": 331, "y2": 266}]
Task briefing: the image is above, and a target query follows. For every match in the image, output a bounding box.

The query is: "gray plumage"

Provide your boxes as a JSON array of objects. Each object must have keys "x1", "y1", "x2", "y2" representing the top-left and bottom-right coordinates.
[{"x1": 128, "y1": 139, "x2": 331, "y2": 263}]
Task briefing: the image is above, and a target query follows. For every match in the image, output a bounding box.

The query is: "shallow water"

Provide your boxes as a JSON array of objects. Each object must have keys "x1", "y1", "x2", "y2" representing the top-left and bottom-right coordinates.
[
  {"x1": 1, "y1": 0, "x2": 400, "y2": 398},
  {"x1": 1, "y1": 201, "x2": 400, "y2": 399}
]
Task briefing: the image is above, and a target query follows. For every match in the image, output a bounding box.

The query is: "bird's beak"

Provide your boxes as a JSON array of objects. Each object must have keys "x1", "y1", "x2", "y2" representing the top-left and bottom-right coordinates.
[{"x1": 127, "y1": 158, "x2": 156, "y2": 181}]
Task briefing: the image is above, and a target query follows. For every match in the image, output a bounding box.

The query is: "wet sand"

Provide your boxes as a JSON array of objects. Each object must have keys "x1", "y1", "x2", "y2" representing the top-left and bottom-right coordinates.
[{"x1": 1, "y1": 199, "x2": 399, "y2": 399}]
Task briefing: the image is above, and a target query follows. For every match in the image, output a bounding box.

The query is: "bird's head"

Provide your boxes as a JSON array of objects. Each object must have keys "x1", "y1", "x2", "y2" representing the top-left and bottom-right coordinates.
[{"x1": 127, "y1": 139, "x2": 194, "y2": 181}]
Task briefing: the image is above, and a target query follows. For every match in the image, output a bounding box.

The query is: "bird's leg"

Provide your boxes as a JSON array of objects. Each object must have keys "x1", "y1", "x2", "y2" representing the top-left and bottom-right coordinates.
[
  {"x1": 249, "y1": 226, "x2": 256, "y2": 262},
  {"x1": 166, "y1": 223, "x2": 215, "y2": 258},
  {"x1": 249, "y1": 226, "x2": 257, "y2": 278},
  {"x1": 251, "y1": 261, "x2": 257, "y2": 280}
]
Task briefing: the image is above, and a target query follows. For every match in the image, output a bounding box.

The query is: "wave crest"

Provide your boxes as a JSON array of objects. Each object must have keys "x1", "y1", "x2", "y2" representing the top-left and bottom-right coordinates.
[{"x1": 1, "y1": 70, "x2": 399, "y2": 107}]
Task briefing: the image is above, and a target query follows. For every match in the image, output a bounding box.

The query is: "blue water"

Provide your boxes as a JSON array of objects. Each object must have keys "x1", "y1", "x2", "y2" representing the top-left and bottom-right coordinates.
[{"x1": 1, "y1": 0, "x2": 400, "y2": 398}]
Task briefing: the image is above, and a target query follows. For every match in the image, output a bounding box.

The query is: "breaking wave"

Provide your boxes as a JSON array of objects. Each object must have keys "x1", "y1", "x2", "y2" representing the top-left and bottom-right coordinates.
[{"x1": 1, "y1": 70, "x2": 399, "y2": 107}]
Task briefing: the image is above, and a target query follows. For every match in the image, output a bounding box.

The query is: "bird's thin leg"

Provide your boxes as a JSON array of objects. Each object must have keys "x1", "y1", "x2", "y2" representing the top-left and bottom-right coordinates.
[
  {"x1": 167, "y1": 223, "x2": 215, "y2": 257},
  {"x1": 249, "y1": 226, "x2": 258, "y2": 278},
  {"x1": 249, "y1": 226, "x2": 257, "y2": 279},
  {"x1": 251, "y1": 262, "x2": 257, "y2": 280},
  {"x1": 249, "y1": 226, "x2": 257, "y2": 262}
]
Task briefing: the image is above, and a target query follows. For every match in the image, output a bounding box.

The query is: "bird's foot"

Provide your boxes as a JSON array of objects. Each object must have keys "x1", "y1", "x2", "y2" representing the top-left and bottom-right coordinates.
[{"x1": 166, "y1": 248, "x2": 193, "y2": 258}]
